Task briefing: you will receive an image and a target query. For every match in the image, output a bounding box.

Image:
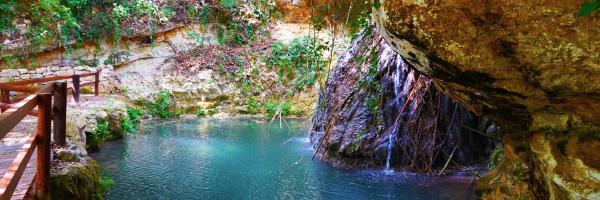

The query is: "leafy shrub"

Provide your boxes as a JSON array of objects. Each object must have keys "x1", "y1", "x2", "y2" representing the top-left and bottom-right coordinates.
[
  {"x1": 246, "y1": 97, "x2": 260, "y2": 114},
  {"x1": 121, "y1": 117, "x2": 134, "y2": 133},
  {"x1": 579, "y1": 0, "x2": 600, "y2": 17},
  {"x1": 127, "y1": 106, "x2": 143, "y2": 123},
  {"x1": 196, "y1": 108, "x2": 206, "y2": 117},
  {"x1": 122, "y1": 106, "x2": 143, "y2": 134},
  {"x1": 268, "y1": 36, "x2": 327, "y2": 93},
  {"x1": 146, "y1": 91, "x2": 175, "y2": 119},
  {"x1": 86, "y1": 119, "x2": 109, "y2": 150},
  {"x1": 0, "y1": 0, "x2": 16, "y2": 33},
  {"x1": 219, "y1": 0, "x2": 238, "y2": 10},
  {"x1": 489, "y1": 146, "x2": 504, "y2": 169},
  {"x1": 265, "y1": 99, "x2": 292, "y2": 117},
  {"x1": 98, "y1": 175, "x2": 114, "y2": 195}
]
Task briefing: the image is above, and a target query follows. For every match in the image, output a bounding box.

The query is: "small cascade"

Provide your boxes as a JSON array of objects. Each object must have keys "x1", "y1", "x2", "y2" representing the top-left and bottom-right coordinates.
[
  {"x1": 383, "y1": 56, "x2": 405, "y2": 174},
  {"x1": 384, "y1": 134, "x2": 395, "y2": 173},
  {"x1": 392, "y1": 55, "x2": 404, "y2": 104}
]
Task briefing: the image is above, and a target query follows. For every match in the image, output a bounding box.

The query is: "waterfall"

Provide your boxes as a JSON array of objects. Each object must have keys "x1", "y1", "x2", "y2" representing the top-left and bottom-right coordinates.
[
  {"x1": 384, "y1": 55, "x2": 405, "y2": 174},
  {"x1": 384, "y1": 134, "x2": 395, "y2": 173},
  {"x1": 393, "y1": 55, "x2": 404, "y2": 105}
]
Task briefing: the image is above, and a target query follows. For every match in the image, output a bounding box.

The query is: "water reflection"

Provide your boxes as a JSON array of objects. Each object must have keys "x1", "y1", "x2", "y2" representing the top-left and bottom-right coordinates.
[{"x1": 91, "y1": 118, "x2": 475, "y2": 200}]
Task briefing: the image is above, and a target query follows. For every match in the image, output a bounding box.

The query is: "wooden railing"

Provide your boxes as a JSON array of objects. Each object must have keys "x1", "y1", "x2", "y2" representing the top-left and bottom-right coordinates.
[
  {"x1": 0, "y1": 70, "x2": 101, "y2": 109},
  {"x1": 0, "y1": 82, "x2": 67, "y2": 200}
]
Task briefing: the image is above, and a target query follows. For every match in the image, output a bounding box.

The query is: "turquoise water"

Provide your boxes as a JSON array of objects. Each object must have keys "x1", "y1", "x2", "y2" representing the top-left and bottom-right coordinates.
[{"x1": 91, "y1": 118, "x2": 476, "y2": 200}]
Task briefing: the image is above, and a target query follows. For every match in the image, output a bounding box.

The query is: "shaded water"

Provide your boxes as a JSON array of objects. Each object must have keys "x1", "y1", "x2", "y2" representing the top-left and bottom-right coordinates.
[{"x1": 92, "y1": 118, "x2": 476, "y2": 200}]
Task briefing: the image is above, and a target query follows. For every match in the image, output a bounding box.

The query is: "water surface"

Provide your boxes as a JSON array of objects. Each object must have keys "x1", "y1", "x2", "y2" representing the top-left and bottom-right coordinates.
[{"x1": 92, "y1": 118, "x2": 475, "y2": 200}]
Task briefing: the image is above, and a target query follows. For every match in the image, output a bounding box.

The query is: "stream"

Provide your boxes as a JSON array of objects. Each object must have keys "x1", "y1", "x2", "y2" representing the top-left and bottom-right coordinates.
[{"x1": 91, "y1": 118, "x2": 476, "y2": 200}]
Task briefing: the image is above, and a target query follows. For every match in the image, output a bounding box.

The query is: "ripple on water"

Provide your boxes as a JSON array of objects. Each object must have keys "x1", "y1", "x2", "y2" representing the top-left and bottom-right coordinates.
[{"x1": 92, "y1": 118, "x2": 476, "y2": 200}]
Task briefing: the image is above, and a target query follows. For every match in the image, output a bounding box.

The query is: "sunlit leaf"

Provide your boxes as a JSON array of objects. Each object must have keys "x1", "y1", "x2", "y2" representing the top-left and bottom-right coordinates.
[{"x1": 578, "y1": 0, "x2": 600, "y2": 17}]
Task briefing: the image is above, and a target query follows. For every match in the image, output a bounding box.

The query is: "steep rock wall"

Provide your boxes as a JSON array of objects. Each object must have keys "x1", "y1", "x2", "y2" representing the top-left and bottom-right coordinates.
[
  {"x1": 310, "y1": 28, "x2": 494, "y2": 171},
  {"x1": 372, "y1": 0, "x2": 600, "y2": 199}
]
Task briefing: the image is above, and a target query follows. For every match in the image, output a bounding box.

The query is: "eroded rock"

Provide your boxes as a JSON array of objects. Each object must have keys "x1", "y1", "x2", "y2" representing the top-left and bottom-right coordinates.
[
  {"x1": 373, "y1": 0, "x2": 600, "y2": 199},
  {"x1": 50, "y1": 157, "x2": 102, "y2": 200},
  {"x1": 310, "y1": 28, "x2": 493, "y2": 171}
]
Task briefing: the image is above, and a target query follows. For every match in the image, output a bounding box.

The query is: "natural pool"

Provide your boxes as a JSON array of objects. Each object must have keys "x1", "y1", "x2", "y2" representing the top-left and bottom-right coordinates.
[{"x1": 91, "y1": 118, "x2": 476, "y2": 200}]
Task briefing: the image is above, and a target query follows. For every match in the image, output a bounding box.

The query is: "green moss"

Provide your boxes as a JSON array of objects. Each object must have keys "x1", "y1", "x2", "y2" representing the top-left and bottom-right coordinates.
[
  {"x1": 530, "y1": 112, "x2": 574, "y2": 132},
  {"x1": 50, "y1": 158, "x2": 102, "y2": 200},
  {"x1": 86, "y1": 119, "x2": 108, "y2": 150},
  {"x1": 489, "y1": 145, "x2": 504, "y2": 169},
  {"x1": 98, "y1": 175, "x2": 114, "y2": 195}
]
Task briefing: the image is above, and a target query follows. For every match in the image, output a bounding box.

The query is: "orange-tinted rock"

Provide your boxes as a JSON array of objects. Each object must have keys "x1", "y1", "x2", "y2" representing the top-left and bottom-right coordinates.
[{"x1": 373, "y1": 0, "x2": 600, "y2": 199}]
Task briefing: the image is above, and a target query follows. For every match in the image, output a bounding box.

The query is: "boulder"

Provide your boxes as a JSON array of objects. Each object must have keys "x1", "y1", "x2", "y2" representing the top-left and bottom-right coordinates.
[
  {"x1": 373, "y1": 0, "x2": 600, "y2": 199},
  {"x1": 50, "y1": 157, "x2": 102, "y2": 200}
]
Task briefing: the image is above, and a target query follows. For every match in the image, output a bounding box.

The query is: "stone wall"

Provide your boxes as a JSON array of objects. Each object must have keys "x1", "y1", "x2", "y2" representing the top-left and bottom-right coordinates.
[{"x1": 0, "y1": 65, "x2": 115, "y2": 93}]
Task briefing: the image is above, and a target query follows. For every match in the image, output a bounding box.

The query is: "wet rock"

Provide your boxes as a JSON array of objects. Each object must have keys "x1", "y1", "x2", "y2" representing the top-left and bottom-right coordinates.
[
  {"x1": 310, "y1": 28, "x2": 492, "y2": 170},
  {"x1": 373, "y1": 0, "x2": 600, "y2": 199},
  {"x1": 50, "y1": 157, "x2": 102, "y2": 200}
]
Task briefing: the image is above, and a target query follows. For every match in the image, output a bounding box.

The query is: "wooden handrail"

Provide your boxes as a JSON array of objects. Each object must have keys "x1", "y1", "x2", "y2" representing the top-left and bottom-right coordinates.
[
  {"x1": 0, "y1": 69, "x2": 101, "y2": 104},
  {"x1": 0, "y1": 83, "x2": 39, "y2": 93},
  {"x1": 0, "y1": 84, "x2": 66, "y2": 200},
  {"x1": 0, "y1": 135, "x2": 37, "y2": 200},
  {"x1": 0, "y1": 95, "x2": 39, "y2": 139},
  {"x1": 0, "y1": 103, "x2": 37, "y2": 117}
]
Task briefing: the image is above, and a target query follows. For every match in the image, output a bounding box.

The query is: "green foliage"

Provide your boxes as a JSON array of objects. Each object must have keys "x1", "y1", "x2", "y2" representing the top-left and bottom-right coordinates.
[
  {"x1": 265, "y1": 99, "x2": 292, "y2": 117},
  {"x1": 579, "y1": 0, "x2": 600, "y2": 17},
  {"x1": 0, "y1": 0, "x2": 17, "y2": 33},
  {"x1": 187, "y1": 31, "x2": 204, "y2": 47},
  {"x1": 2, "y1": 55, "x2": 22, "y2": 69},
  {"x1": 357, "y1": 47, "x2": 383, "y2": 114},
  {"x1": 98, "y1": 175, "x2": 114, "y2": 195},
  {"x1": 146, "y1": 91, "x2": 175, "y2": 119},
  {"x1": 489, "y1": 146, "x2": 504, "y2": 169},
  {"x1": 365, "y1": 94, "x2": 380, "y2": 113},
  {"x1": 513, "y1": 163, "x2": 522, "y2": 182},
  {"x1": 246, "y1": 97, "x2": 260, "y2": 114},
  {"x1": 122, "y1": 106, "x2": 143, "y2": 133},
  {"x1": 121, "y1": 116, "x2": 134, "y2": 133},
  {"x1": 219, "y1": 0, "x2": 238, "y2": 10},
  {"x1": 268, "y1": 36, "x2": 327, "y2": 93},
  {"x1": 195, "y1": 108, "x2": 206, "y2": 117},
  {"x1": 349, "y1": 5, "x2": 372, "y2": 39},
  {"x1": 86, "y1": 119, "x2": 109, "y2": 150},
  {"x1": 127, "y1": 106, "x2": 143, "y2": 122}
]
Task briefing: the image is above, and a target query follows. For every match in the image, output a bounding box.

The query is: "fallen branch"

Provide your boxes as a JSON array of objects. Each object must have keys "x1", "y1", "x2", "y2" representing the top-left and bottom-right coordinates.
[{"x1": 438, "y1": 144, "x2": 459, "y2": 175}]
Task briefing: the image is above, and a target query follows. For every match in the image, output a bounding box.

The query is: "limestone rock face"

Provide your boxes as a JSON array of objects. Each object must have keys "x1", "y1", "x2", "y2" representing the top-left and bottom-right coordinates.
[{"x1": 373, "y1": 0, "x2": 600, "y2": 199}]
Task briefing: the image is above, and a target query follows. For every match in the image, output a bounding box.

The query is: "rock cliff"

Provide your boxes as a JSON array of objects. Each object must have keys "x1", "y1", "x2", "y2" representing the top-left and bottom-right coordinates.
[
  {"x1": 373, "y1": 0, "x2": 600, "y2": 199},
  {"x1": 310, "y1": 28, "x2": 494, "y2": 172}
]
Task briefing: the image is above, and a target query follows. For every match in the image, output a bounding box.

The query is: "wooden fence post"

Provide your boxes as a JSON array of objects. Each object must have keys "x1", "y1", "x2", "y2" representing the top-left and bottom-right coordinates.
[
  {"x1": 0, "y1": 90, "x2": 9, "y2": 112},
  {"x1": 52, "y1": 82, "x2": 67, "y2": 146},
  {"x1": 72, "y1": 74, "x2": 80, "y2": 103},
  {"x1": 94, "y1": 70, "x2": 101, "y2": 96},
  {"x1": 36, "y1": 93, "x2": 52, "y2": 200}
]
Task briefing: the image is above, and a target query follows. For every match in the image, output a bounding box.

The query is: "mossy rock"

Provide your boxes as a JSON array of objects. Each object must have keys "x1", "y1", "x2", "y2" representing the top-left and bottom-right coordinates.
[{"x1": 50, "y1": 157, "x2": 102, "y2": 200}]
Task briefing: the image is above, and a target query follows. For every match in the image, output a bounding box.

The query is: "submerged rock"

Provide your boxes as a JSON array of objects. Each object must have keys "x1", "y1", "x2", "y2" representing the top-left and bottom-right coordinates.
[{"x1": 373, "y1": 0, "x2": 600, "y2": 199}]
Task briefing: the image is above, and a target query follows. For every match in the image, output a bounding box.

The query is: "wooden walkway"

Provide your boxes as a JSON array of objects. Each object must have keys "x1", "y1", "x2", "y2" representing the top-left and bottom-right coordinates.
[
  {"x1": 0, "y1": 72, "x2": 100, "y2": 199},
  {"x1": 0, "y1": 145, "x2": 36, "y2": 200}
]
